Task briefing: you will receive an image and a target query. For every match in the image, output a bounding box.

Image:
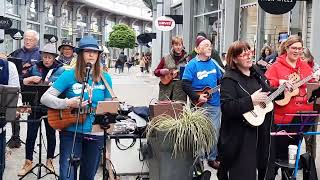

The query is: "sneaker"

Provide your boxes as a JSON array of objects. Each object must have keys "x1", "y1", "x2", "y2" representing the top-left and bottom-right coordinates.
[
  {"x1": 7, "y1": 138, "x2": 21, "y2": 149},
  {"x1": 46, "y1": 158, "x2": 55, "y2": 172},
  {"x1": 18, "y1": 160, "x2": 33, "y2": 176}
]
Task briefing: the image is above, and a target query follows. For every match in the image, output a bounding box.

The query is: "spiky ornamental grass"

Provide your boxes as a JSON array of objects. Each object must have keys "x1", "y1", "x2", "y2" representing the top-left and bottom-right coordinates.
[{"x1": 146, "y1": 107, "x2": 216, "y2": 158}]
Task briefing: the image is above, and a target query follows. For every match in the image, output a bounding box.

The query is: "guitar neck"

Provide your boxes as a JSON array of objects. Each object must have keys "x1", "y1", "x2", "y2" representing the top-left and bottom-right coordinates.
[
  {"x1": 266, "y1": 83, "x2": 286, "y2": 103},
  {"x1": 294, "y1": 74, "x2": 313, "y2": 89}
]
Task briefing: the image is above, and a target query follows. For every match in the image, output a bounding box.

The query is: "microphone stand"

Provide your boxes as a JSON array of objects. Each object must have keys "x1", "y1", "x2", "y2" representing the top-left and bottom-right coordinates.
[{"x1": 67, "y1": 64, "x2": 91, "y2": 179}]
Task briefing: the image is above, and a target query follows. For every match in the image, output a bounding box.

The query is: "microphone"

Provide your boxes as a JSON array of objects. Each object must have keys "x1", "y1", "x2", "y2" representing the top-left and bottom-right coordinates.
[{"x1": 84, "y1": 63, "x2": 92, "y2": 83}]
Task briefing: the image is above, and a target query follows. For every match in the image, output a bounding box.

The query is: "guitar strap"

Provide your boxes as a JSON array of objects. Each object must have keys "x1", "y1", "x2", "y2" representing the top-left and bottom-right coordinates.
[{"x1": 100, "y1": 74, "x2": 117, "y2": 100}]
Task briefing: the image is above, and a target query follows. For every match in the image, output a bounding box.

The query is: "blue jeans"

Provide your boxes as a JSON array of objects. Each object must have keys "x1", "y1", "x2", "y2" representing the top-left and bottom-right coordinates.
[
  {"x1": 59, "y1": 131, "x2": 104, "y2": 180},
  {"x1": 0, "y1": 130, "x2": 5, "y2": 179},
  {"x1": 203, "y1": 104, "x2": 221, "y2": 161}
]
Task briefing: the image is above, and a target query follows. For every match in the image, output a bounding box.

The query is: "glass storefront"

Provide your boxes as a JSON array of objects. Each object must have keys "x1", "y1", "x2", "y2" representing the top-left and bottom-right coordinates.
[
  {"x1": 262, "y1": 13, "x2": 289, "y2": 51},
  {"x1": 45, "y1": 0, "x2": 56, "y2": 25},
  {"x1": 4, "y1": 19, "x2": 21, "y2": 54},
  {"x1": 6, "y1": 0, "x2": 19, "y2": 15},
  {"x1": 241, "y1": 0, "x2": 256, "y2": 5},
  {"x1": 240, "y1": 5, "x2": 257, "y2": 48},
  {"x1": 27, "y1": 23, "x2": 40, "y2": 32},
  {"x1": 45, "y1": 26, "x2": 57, "y2": 36},
  {"x1": 172, "y1": 5, "x2": 183, "y2": 36},
  {"x1": 27, "y1": 0, "x2": 39, "y2": 22},
  {"x1": 193, "y1": 0, "x2": 222, "y2": 52}
]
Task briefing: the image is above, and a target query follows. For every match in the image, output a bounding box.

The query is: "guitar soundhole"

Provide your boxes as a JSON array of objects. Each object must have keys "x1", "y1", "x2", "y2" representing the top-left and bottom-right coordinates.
[{"x1": 259, "y1": 102, "x2": 266, "y2": 109}]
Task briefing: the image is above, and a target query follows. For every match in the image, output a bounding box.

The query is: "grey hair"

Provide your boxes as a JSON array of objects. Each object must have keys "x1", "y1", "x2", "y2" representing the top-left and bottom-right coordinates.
[{"x1": 24, "y1": 30, "x2": 39, "y2": 42}]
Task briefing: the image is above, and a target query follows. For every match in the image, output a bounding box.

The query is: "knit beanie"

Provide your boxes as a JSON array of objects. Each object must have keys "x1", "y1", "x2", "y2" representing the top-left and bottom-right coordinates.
[{"x1": 195, "y1": 36, "x2": 207, "y2": 47}]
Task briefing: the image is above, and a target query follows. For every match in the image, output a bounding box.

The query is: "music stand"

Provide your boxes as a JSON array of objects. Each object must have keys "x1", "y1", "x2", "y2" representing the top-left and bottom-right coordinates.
[
  {"x1": 0, "y1": 85, "x2": 19, "y2": 178},
  {"x1": 19, "y1": 84, "x2": 59, "y2": 179},
  {"x1": 307, "y1": 83, "x2": 320, "y2": 105},
  {"x1": 0, "y1": 85, "x2": 19, "y2": 122},
  {"x1": 7, "y1": 57, "x2": 23, "y2": 75}
]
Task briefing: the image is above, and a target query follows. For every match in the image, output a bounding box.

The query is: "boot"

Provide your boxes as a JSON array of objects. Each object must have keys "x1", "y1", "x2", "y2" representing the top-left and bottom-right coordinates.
[
  {"x1": 18, "y1": 159, "x2": 33, "y2": 176},
  {"x1": 46, "y1": 158, "x2": 55, "y2": 172}
]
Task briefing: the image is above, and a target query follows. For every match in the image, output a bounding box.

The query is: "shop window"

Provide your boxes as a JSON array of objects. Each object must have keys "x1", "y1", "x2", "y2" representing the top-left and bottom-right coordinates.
[
  {"x1": 27, "y1": 23, "x2": 40, "y2": 33},
  {"x1": 205, "y1": 0, "x2": 220, "y2": 12},
  {"x1": 262, "y1": 13, "x2": 289, "y2": 51},
  {"x1": 27, "y1": 0, "x2": 39, "y2": 22},
  {"x1": 194, "y1": 16, "x2": 205, "y2": 36},
  {"x1": 195, "y1": 0, "x2": 205, "y2": 15},
  {"x1": 241, "y1": 0, "x2": 256, "y2": 5},
  {"x1": 4, "y1": 19, "x2": 21, "y2": 54},
  {"x1": 290, "y1": 1, "x2": 304, "y2": 36},
  {"x1": 61, "y1": 8, "x2": 72, "y2": 28},
  {"x1": 6, "y1": 0, "x2": 19, "y2": 15},
  {"x1": 172, "y1": 5, "x2": 183, "y2": 36},
  {"x1": 45, "y1": 1, "x2": 56, "y2": 25},
  {"x1": 240, "y1": 6, "x2": 257, "y2": 49},
  {"x1": 205, "y1": 13, "x2": 221, "y2": 52},
  {"x1": 45, "y1": 26, "x2": 57, "y2": 36}
]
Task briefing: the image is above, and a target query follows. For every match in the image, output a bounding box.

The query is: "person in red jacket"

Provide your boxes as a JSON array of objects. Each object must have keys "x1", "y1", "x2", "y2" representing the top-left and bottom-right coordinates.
[
  {"x1": 265, "y1": 35, "x2": 318, "y2": 177},
  {"x1": 154, "y1": 36, "x2": 187, "y2": 102}
]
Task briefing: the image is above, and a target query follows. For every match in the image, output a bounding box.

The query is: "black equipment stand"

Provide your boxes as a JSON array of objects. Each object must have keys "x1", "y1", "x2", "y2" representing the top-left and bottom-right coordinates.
[{"x1": 19, "y1": 115, "x2": 59, "y2": 179}]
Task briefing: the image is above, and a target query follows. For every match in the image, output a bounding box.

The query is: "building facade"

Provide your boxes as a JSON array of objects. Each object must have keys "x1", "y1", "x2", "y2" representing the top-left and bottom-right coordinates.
[{"x1": 0, "y1": 0, "x2": 152, "y2": 59}]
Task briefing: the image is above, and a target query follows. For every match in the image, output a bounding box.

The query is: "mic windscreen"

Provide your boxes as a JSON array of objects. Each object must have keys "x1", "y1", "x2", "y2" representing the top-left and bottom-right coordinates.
[{"x1": 86, "y1": 62, "x2": 92, "y2": 69}]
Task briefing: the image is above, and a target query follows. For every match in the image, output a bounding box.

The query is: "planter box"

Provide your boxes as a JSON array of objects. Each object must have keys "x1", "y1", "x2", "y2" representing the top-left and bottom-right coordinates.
[{"x1": 148, "y1": 130, "x2": 194, "y2": 180}]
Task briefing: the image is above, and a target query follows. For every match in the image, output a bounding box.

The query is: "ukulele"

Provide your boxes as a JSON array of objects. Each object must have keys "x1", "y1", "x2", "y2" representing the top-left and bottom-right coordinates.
[
  {"x1": 160, "y1": 69, "x2": 179, "y2": 85},
  {"x1": 275, "y1": 69, "x2": 320, "y2": 106},
  {"x1": 243, "y1": 83, "x2": 287, "y2": 126},
  {"x1": 192, "y1": 85, "x2": 221, "y2": 107}
]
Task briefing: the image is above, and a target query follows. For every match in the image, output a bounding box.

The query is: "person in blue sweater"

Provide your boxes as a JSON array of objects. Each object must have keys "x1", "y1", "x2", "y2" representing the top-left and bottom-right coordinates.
[
  {"x1": 182, "y1": 36, "x2": 223, "y2": 170},
  {"x1": 40, "y1": 36, "x2": 113, "y2": 180},
  {"x1": 18, "y1": 43, "x2": 64, "y2": 176}
]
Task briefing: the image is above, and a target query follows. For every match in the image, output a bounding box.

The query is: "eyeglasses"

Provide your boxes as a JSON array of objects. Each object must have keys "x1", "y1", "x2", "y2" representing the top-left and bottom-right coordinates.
[
  {"x1": 24, "y1": 38, "x2": 35, "y2": 42},
  {"x1": 289, "y1": 46, "x2": 303, "y2": 51},
  {"x1": 237, "y1": 50, "x2": 252, "y2": 58}
]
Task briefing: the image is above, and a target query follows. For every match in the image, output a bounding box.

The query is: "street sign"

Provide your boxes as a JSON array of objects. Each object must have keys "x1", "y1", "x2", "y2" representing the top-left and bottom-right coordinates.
[
  {"x1": 155, "y1": 16, "x2": 175, "y2": 31},
  {"x1": 258, "y1": 0, "x2": 296, "y2": 15},
  {"x1": 0, "y1": 16, "x2": 12, "y2": 29}
]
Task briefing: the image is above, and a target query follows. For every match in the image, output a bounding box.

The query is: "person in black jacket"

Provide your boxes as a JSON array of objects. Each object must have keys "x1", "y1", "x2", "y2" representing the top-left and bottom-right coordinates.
[{"x1": 218, "y1": 41, "x2": 287, "y2": 180}]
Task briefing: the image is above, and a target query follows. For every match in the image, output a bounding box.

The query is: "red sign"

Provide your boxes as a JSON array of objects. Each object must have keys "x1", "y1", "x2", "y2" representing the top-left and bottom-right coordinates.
[{"x1": 155, "y1": 16, "x2": 175, "y2": 31}]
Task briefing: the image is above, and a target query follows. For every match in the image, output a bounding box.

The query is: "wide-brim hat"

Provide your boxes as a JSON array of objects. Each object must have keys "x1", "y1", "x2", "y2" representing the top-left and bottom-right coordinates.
[
  {"x1": 75, "y1": 36, "x2": 103, "y2": 54},
  {"x1": 58, "y1": 39, "x2": 74, "y2": 51},
  {"x1": 40, "y1": 43, "x2": 58, "y2": 57}
]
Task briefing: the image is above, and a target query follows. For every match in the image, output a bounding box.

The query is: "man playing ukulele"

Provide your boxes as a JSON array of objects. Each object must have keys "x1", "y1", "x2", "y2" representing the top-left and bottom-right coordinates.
[
  {"x1": 154, "y1": 36, "x2": 187, "y2": 102},
  {"x1": 182, "y1": 36, "x2": 223, "y2": 169}
]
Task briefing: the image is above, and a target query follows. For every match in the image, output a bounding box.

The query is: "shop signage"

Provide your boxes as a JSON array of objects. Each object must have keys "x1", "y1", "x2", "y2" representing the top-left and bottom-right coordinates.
[
  {"x1": 155, "y1": 16, "x2": 175, "y2": 31},
  {"x1": 258, "y1": 0, "x2": 296, "y2": 15},
  {"x1": 0, "y1": 16, "x2": 12, "y2": 29}
]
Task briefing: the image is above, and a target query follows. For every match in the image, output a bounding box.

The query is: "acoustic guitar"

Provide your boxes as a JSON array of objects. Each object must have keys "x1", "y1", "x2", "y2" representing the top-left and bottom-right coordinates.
[
  {"x1": 160, "y1": 69, "x2": 179, "y2": 85},
  {"x1": 193, "y1": 85, "x2": 221, "y2": 107},
  {"x1": 275, "y1": 69, "x2": 320, "y2": 106},
  {"x1": 47, "y1": 108, "x2": 88, "y2": 130},
  {"x1": 243, "y1": 83, "x2": 287, "y2": 126}
]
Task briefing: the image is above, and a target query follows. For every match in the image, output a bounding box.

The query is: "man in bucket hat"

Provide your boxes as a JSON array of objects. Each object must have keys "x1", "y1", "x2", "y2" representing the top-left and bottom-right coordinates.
[{"x1": 57, "y1": 39, "x2": 77, "y2": 70}]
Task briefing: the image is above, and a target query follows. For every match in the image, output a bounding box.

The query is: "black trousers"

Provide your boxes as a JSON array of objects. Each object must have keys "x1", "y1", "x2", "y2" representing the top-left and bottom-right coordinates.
[{"x1": 25, "y1": 111, "x2": 56, "y2": 161}]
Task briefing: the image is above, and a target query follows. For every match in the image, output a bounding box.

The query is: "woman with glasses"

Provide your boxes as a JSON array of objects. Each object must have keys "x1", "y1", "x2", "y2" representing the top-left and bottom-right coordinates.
[
  {"x1": 265, "y1": 35, "x2": 318, "y2": 178},
  {"x1": 218, "y1": 41, "x2": 284, "y2": 180}
]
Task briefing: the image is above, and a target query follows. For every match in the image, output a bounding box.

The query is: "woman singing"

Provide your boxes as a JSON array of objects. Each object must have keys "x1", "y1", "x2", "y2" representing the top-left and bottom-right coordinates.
[
  {"x1": 218, "y1": 41, "x2": 287, "y2": 180},
  {"x1": 41, "y1": 36, "x2": 113, "y2": 180}
]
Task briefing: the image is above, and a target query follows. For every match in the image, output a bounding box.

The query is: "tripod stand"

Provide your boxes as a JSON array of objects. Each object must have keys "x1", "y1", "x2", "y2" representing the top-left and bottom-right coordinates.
[{"x1": 19, "y1": 115, "x2": 59, "y2": 179}]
